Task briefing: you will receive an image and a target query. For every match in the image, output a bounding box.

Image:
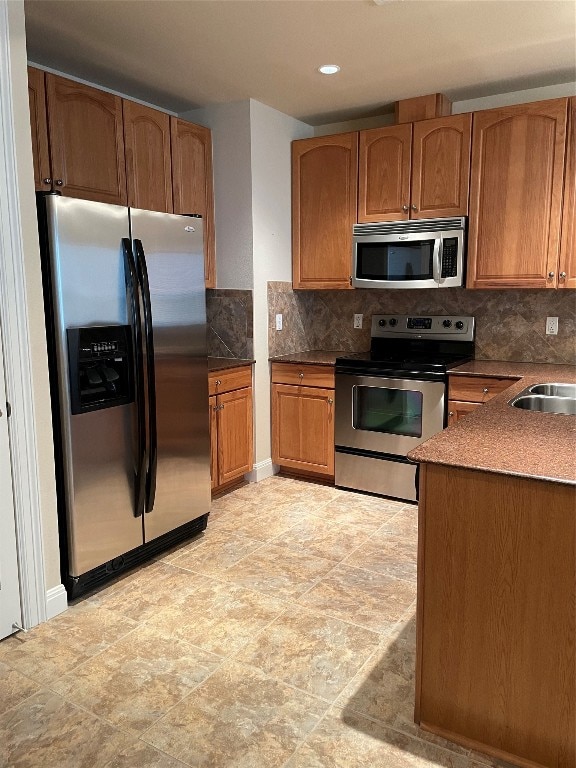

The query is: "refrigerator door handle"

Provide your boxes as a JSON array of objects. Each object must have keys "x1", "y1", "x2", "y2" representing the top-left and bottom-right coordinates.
[
  {"x1": 134, "y1": 238, "x2": 158, "y2": 513},
  {"x1": 122, "y1": 237, "x2": 147, "y2": 518}
]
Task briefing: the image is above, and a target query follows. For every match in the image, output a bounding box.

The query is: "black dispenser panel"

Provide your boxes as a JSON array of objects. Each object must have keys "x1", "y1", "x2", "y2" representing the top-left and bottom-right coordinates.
[{"x1": 67, "y1": 325, "x2": 134, "y2": 414}]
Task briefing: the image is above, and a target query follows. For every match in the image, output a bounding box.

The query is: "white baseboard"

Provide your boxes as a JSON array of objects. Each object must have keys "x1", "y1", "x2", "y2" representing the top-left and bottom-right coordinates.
[
  {"x1": 45, "y1": 584, "x2": 68, "y2": 620},
  {"x1": 247, "y1": 459, "x2": 278, "y2": 484}
]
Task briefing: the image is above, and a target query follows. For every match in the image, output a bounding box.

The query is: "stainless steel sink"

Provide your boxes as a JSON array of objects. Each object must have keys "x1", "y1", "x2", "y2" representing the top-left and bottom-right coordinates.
[
  {"x1": 511, "y1": 394, "x2": 576, "y2": 415},
  {"x1": 528, "y1": 382, "x2": 576, "y2": 398}
]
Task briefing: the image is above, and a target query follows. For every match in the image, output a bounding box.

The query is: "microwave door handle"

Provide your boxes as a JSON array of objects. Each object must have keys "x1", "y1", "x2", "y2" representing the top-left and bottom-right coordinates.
[{"x1": 432, "y1": 236, "x2": 442, "y2": 284}]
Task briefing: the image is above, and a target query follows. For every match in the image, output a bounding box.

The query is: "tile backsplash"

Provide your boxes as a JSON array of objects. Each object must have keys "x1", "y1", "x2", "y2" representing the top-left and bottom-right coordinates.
[
  {"x1": 207, "y1": 289, "x2": 253, "y2": 359},
  {"x1": 268, "y1": 282, "x2": 576, "y2": 365}
]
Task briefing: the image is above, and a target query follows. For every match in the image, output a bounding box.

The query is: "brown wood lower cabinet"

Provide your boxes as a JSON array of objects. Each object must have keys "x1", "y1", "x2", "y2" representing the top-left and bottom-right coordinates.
[
  {"x1": 448, "y1": 374, "x2": 517, "y2": 424},
  {"x1": 416, "y1": 463, "x2": 575, "y2": 768},
  {"x1": 271, "y1": 363, "x2": 335, "y2": 478},
  {"x1": 209, "y1": 367, "x2": 253, "y2": 492}
]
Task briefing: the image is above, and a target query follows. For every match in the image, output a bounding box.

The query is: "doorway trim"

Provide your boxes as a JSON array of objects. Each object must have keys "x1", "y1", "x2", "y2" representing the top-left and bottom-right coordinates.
[{"x1": 0, "y1": 0, "x2": 48, "y2": 628}]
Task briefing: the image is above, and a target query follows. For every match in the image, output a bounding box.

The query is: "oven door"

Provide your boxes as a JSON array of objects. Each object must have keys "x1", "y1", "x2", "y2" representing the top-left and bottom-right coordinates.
[
  {"x1": 353, "y1": 233, "x2": 441, "y2": 290},
  {"x1": 335, "y1": 373, "x2": 446, "y2": 456}
]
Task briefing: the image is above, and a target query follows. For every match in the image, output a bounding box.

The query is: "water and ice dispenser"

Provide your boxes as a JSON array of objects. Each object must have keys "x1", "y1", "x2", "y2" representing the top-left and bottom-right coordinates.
[{"x1": 67, "y1": 325, "x2": 134, "y2": 414}]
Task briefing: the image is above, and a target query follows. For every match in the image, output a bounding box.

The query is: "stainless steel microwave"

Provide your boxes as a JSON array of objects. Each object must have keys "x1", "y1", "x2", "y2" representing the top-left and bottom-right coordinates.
[{"x1": 353, "y1": 217, "x2": 466, "y2": 289}]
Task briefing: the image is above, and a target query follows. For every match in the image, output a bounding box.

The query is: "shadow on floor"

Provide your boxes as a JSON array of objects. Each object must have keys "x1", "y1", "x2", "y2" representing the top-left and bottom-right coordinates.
[{"x1": 340, "y1": 613, "x2": 475, "y2": 764}]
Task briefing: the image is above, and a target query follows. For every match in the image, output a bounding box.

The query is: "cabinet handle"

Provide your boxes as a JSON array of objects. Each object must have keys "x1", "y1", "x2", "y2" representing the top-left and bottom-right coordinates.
[
  {"x1": 299, "y1": 372, "x2": 304, "y2": 379},
  {"x1": 482, "y1": 387, "x2": 489, "y2": 394},
  {"x1": 560, "y1": 272, "x2": 567, "y2": 279},
  {"x1": 402, "y1": 205, "x2": 409, "y2": 212},
  {"x1": 327, "y1": 397, "x2": 333, "y2": 405},
  {"x1": 215, "y1": 379, "x2": 221, "y2": 386},
  {"x1": 411, "y1": 204, "x2": 418, "y2": 212},
  {"x1": 449, "y1": 411, "x2": 454, "y2": 417},
  {"x1": 42, "y1": 177, "x2": 52, "y2": 185},
  {"x1": 54, "y1": 179, "x2": 64, "y2": 186},
  {"x1": 548, "y1": 271, "x2": 555, "y2": 279}
]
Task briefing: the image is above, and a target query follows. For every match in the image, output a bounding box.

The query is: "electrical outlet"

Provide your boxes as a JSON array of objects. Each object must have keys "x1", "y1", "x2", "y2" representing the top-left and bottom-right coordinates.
[
  {"x1": 275, "y1": 313, "x2": 283, "y2": 331},
  {"x1": 353, "y1": 313, "x2": 363, "y2": 329},
  {"x1": 545, "y1": 316, "x2": 559, "y2": 335}
]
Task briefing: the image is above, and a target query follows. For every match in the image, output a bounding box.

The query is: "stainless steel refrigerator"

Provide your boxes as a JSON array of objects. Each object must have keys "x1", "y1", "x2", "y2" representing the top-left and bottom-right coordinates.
[{"x1": 38, "y1": 194, "x2": 211, "y2": 598}]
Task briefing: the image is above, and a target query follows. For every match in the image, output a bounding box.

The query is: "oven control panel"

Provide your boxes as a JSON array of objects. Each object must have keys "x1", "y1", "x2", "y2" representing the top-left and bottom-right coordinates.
[{"x1": 372, "y1": 315, "x2": 475, "y2": 341}]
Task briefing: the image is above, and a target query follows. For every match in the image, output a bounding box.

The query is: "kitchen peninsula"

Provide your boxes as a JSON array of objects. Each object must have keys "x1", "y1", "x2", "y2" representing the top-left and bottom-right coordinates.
[{"x1": 409, "y1": 362, "x2": 576, "y2": 768}]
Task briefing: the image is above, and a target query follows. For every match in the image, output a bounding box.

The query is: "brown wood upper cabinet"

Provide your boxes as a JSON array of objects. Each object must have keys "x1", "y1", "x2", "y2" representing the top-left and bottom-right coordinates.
[
  {"x1": 171, "y1": 119, "x2": 216, "y2": 288},
  {"x1": 27, "y1": 68, "x2": 217, "y2": 288},
  {"x1": 45, "y1": 73, "x2": 127, "y2": 205},
  {"x1": 466, "y1": 98, "x2": 568, "y2": 289},
  {"x1": 27, "y1": 67, "x2": 51, "y2": 191},
  {"x1": 358, "y1": 114, "x2": 472, "y2": 222},
  {"x1": 292, "y1": 133, "x2": 358, "y2": 289},
  {"x1": 559, "y1": 96, "x2": 576, "y2": 289},
  {"x1": 123, "y1": 101, "x2": 173, "y2": 213}
]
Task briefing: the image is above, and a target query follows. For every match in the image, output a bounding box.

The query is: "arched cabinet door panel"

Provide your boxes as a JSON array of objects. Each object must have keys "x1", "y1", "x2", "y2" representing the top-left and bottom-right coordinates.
[
  {"x1": 467, "y1": 98, "x2": 568, "y2": 289},
  {"x1": 358, "y1": 124, "x2": 412, "y2": 222},
  {"x1": 411, "y1": 114, "x2": 472, "y2": 219},
  {"x1": 171, "y1": 119, "x2": 216, "y2": 288},
  {"x1": 27, "y1": 67, "x2": 51, "y2": 191},
  {"x1": 292, "y1": 133, "x2": 358, "y2": 289},
  {"x1": 123, "y1": 101, "x2": 173, "y2": 213},
  {"x1": 46, "y1": 73, "x2": 127, "y2": 205}
]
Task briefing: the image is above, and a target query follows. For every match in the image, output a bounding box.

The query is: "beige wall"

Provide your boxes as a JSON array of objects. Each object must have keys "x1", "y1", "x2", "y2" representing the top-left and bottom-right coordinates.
[
  {"x1": 7, "y1": 1, "x2": 60, "y2": 590},
  {"x1": 185, "y1": 99, "x2": 312, "y2": 471},
  {"x1": 249, "y1": 100, "x2": 312, "y2": 466}
]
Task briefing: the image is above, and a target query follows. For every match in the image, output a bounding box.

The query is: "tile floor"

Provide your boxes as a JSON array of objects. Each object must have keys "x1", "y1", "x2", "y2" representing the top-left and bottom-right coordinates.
[{"x1": 0, "y1": 476, "x2": 498, "y2": 768}]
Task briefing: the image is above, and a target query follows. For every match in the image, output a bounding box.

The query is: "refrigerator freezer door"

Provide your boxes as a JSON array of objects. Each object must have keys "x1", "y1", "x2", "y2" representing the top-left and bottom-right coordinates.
[
  {"x1": 44, "y1": 196, "x2": 143, "y2": 576},
  {"x1": 129, "y1": 209, "x2": 211, "y2": 541}
]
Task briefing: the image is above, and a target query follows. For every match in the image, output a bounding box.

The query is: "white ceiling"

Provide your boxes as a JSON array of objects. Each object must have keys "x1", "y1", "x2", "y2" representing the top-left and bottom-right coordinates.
[{"x1": 24, "y1": 0, "x2": 576, "y2": 125}]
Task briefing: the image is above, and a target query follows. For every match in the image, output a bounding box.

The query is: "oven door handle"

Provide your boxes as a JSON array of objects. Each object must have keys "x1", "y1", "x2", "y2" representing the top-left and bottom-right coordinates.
[{"x1": 432, "y1": 235, "x2": 442, "y2": 285}]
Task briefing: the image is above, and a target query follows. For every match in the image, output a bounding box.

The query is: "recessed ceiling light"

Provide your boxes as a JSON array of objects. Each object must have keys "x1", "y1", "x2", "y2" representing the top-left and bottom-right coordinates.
[{"x1": 318, "y1": 65, "x2": 341, "y2": 75}]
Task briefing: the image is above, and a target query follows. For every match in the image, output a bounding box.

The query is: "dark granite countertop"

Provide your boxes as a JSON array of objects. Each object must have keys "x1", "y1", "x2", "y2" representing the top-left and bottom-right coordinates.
[
  {"x1": 208, "y1": 357, "x2": 255, "y2": 372},
  {"x1": 410, "y1": 361, "x2": 576, "y2": 485},
  {"x1": 269, "y1": 350, "x2": 349, "y2": 366}
]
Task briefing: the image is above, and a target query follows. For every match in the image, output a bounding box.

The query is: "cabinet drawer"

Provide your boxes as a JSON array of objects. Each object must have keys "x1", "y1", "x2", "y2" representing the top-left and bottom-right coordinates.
[
  {"x1": 271, "y1": 363, "x2": 335, "y2": 389},
  {"x1": 209, "y1": 365, "x2": 252, "y2": 395},
  {"x1": 448, "y1": 400, "x2": 481, "y2": 425},
  {"x1": 448, "y1": 375, "x2": 516, "y2": 403}
]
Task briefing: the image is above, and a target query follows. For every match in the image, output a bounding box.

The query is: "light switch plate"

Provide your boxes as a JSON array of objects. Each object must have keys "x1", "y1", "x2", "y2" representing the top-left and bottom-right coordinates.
[
  {"x1": 275, "y1": 314, "x2": 283, "y2": 331},
  {"x1": 354, "y1": 313, "x2": 363, "y2": 329}
]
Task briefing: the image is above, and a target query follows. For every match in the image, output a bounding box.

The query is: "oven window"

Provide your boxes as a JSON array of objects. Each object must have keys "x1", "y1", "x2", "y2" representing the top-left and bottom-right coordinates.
[
  {"x1": 353, "y1": 386, "x2": 423, "y2": 438},
  {"x1": 356, "y1": 242, "x2": 434, "y2": 281}
]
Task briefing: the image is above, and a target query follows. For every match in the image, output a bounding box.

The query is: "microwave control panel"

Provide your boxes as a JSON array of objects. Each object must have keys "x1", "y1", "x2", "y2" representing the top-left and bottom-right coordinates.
[{"x1": 440, "y1": 238, "x2": 459, "y2": 278}]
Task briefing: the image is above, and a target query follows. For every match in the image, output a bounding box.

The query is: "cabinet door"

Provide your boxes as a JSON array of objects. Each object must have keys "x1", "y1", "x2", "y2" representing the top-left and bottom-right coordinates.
[
  {"x1": 272, "y1": 384, "x2": 334, "y2": 476},
  {"x1": 27, "y1": 67, "x2": 51, "y2": 191},
  {"x1": 411, "y1": 114, "x2": 472, "y2": 219},
  {"x1": 559, "y1": 96, "x2": 576, "y2": 289},
  {"x1": 170, "y1": 118, "x2": 216, "y2": 288},
  {"x1": 123, "y1": 101, "x2": 172, "y2": 213},
  {"x1": 216, "y1": 387, "x2": 253, "y2": 485},
  {"x1": 292, "y1": 133, "x2": 357, "y2": 289},
  {"x1": 46, "y1": 74, "x2": 127, "y2": 205},
  {"x1": 358, "y1": 124, "x2": 412, "y2": 222},
  {"x1": 467, "y1": 99, "x2": 567, "y2": 289},
  {"x1": 447, "y1": 400, "x2": 480, "y2": 425},
  {"x1": 209, "y1": 395, "x2": 218, "y2": 490}
]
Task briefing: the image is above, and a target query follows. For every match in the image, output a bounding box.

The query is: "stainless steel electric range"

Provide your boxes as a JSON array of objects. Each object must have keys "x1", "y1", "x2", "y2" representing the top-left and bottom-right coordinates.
[{"x1": 335, "y1": 314, "x2": 475, "y2": 501}]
